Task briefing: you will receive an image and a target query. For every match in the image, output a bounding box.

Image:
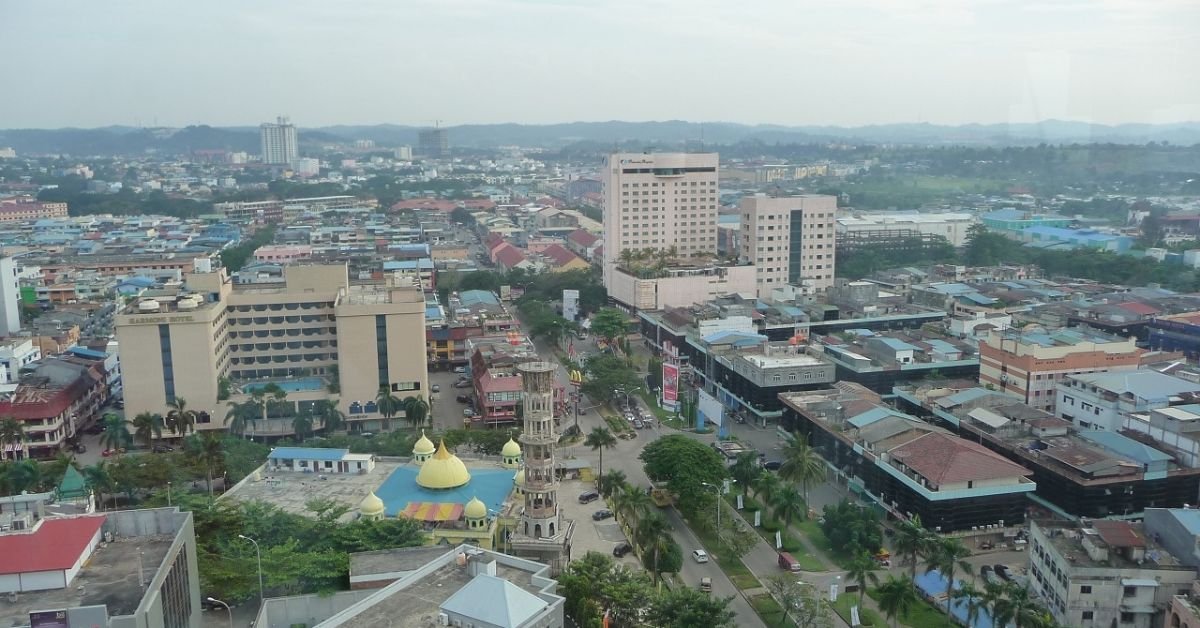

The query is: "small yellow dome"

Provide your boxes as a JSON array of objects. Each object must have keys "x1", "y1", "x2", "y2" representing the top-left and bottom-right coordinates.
[
  {"x1": 501, "y1": 437, "x2": 521, "y2": 458},
  {"x1": 413, "y1": 430, "x2": 436, "y2": 456},
  {"x1": 360, "y1": 491, "x2": 385, "y2": 516},
  {"x1": 514, "y1": 469, "x2": 525, "y2": 486},
  {"x1": 464, "y1": 496, "x2": 487, "y2": 520},
  {"x1": 416, "y1": 440, "x2": 472, "y2": 489}
]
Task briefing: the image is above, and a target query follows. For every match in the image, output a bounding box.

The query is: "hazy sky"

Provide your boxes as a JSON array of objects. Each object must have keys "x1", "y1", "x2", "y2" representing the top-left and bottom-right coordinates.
[{"x1": 1, "y1": 0, "x2": 1197, "y2": 128}]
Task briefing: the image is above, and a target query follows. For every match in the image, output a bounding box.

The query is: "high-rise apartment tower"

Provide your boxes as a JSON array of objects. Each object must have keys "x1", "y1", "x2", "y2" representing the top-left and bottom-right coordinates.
[
  {"x1": 739, "y1": 194, "x2": 838, "y2": 296},
  {"x1": 260, "y1": 116, "x2": 299, "y2": 165}
]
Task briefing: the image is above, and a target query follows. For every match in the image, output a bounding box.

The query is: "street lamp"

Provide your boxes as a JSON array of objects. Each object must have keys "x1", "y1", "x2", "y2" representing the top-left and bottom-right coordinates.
[
  {"x1": 206, "y1": 597, "x2": 233, "y2": 628},
  {"x1": 166, "y1": 481, "x2": 171, "y2": 507},
  {"x1": 701, "y1": 480, "x2": 735, "y2": 533},
  {"x1": 238, "y1": 534, "x2": 264, "y2": 604}
]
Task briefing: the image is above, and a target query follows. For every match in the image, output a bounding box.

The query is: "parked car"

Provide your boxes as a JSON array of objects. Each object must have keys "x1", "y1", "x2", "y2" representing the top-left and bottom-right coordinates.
[
  {"x1": 578, "y1": 490, "x2": 600, "y2": 504},
  {"x1": 592, "y1": 509, "x2": 613, "y2": 521},
  {"x1": 431, "y1": 384, "x2": 441, "y2": 393},
  {"x1": 454, "y1": 380, "x2": 472, "y2": 388},
  {"x1": 633, "y1": 419, "x2": 644, "y2": 429},
  {"x1": 153, "y1": 445, "x2": 174, "y2": 453},
  {"x1": 612, "y1": 542, "x2": 633, "y2": 558},
  {"x1": 456, "y1": 394, "x2": 472, "y2": 403},
  {"x1": 763, "y1": 460, "x2": 782, "y2": 471},
  {"x1": 462, "y1": 408, "x2": 475, "y2": 417},
  {"x1": 692, "y1": 549, "x2": 709, "y2": 564},
  {"x1": 73, "y1": 443, "x2": 87, "y2": 454},
  {"x1": 995, "y1": 564, "x2": 1013, "y2": 581},
  {"x1": 453, "y1": 366, "x2": 467, "y2": 374}
]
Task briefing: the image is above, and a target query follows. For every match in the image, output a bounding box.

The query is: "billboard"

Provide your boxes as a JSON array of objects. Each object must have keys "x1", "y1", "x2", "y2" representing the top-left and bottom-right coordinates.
[
  {"x1": 662, "y1": 362, "x2": 679, "y2": 409},
  {"x1": 563, "y1": 289, "x2": 579, "y2": 322},
  {"x1": 697, "y1": 389, "x2": 723, "y2": 428}
]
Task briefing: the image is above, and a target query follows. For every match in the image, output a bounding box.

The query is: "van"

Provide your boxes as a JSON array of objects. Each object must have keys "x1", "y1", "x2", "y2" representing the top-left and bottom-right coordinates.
[
  {"x1": 778, "y1": 552, "x2": 802, "y2": 572},
  {"x1": 699, "y1": 577, "x2": 712, "y2": 593}
]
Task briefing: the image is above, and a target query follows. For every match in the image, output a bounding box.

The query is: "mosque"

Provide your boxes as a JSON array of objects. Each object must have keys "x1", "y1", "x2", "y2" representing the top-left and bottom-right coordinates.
[{"x1": 356, "y1": 430, "x2": 525, "y2": 551}]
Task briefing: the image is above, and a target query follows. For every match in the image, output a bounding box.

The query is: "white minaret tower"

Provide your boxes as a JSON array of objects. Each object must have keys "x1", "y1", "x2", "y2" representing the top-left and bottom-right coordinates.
[{"x1": 510, "y1": 361, "x2": 573, "y2": 572}]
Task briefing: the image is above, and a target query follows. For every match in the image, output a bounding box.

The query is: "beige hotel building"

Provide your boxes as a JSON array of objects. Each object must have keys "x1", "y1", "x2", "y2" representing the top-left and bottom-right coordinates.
[{"x1": 115, "y1": 262, "x2": 428, "y2": 436}]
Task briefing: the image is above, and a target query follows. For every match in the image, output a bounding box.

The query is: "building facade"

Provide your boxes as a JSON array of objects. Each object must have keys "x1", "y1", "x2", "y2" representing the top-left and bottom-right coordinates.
[
  {"x1": 978, "y1": 329, "x2": 1141, "y2": 413},
  {"x1": 417, "y1": 128, "x2": 448, "y2": 158},
  {"x1": 0, "y1": 199, "x2": 69, "y2": 222},
  {"x1": 260, "y1": 116, "x2": 299, "y2": 165},
  {"x1": 739, "y1": 194, "x2": 837, "y2": 296},
  {"x1": 601, "y1": 152, "x2": 719, "y2": 290},
  {"x1": 115, "y1": 263, "x2": 428, "y2": 436}
]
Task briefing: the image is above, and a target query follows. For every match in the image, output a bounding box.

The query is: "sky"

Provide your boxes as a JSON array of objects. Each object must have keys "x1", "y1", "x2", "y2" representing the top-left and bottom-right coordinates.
[{"x1": 1, "y1": 0, "x2": 1197, "y2": 129}]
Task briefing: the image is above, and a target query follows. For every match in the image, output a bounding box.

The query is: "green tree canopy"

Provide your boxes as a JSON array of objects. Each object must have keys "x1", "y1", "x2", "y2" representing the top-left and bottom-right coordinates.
[{"x1": 640, "y1": 435, "x2": 727, "y2": 517}]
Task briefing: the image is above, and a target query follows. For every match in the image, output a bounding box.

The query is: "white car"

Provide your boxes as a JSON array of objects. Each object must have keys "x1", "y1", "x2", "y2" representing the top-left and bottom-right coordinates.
[
  {"x1": 692, "y1": 549, "x2": 709, "y2": 564},
  {"x1": 453, "y1": 366, "x2": 467, "y2": 374}
]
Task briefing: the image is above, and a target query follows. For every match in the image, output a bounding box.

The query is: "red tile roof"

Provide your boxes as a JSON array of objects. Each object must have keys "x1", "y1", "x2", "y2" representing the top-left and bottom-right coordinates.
[
  {"x1": 0, "y1": 379, "x2": 89, "y2": 421},
  {"x1": 493, "y1": 244, "x2": 526, "y2": 268},
  {"x1": 1116, "y1": 302, "x2": 1160, "y2": 316},
  {"x1": 542, "y1": 244, "x2": 582, "y2": 267},
  {"x1": 888, "y1": 432, "x2": 1031, "y2": 488},
  {"x1": 462, "y1": 199, "x2": 496, "y2": 210},
  {"x1": 1091, "y1": 520, "x2": 1146, "y2": 548},
  {"x1": 477, "y1": 373, "x2": 524, "y2": 393},
  {"x1": 0, "y1": 515, "x2": 106, "y2": 575},
  {"x1": 567, "y1": 229, "x2": 599, "y2": 247},
  {"x1": 391, "y1": 198, "x2": 456, "y2": 212}
]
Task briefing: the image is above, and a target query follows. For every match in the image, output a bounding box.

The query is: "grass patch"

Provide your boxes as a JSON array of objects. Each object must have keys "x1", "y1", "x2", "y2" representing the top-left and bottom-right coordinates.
[
  {"x1": 833, "y1": 593, "x2": 885, "y2": 627},
  {"x1": 794, "y1": 519, "x2": 857, "y2": 569},
  {"x1": 729, "y1": 495, "x2": 827, "y2": 572},
  {"x1": 866, "y1": 587, "x2": 957, "y2": 628},
  {"x1": 749, "y1": 594, "x2": 797, "y2": 628},
  {"x1": 730, "y1": 572, "x2": 763, "y2": 590}
]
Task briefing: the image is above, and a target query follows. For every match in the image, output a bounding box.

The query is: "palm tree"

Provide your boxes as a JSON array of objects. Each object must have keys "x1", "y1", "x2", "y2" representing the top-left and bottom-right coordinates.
[
  {"x1": 893, "y1": 515, "x2": 933, "y2": 582},
  {"x1": 186, "y1": 432, "x2": 225, "y2": 496},
  {"x1": 164, "y1": 397, "x2": 197, "y2": 437},
  {"x1": 618, "y1": 484, "x2": 654, "y2": 527},
  {"x1": 584, "y1": 426, "x2": 617, "y2": 488},
  {"x1": 99, "y1": 413, "x2": 131, "y2": 453},
  {"x1": 846, "y1": 552, "x2": 881, "y2": 605},
  {"x1": 292, "y1": 406, "x2": 314, "y2": 441},
  {"x1": 5, "y1": 459, "x2": 41, "y2": 494},
  {"x1": 753, "y1": 470, "x2": 782, "y2": 505},
  {"x1": 729, "y1": 451, "x2": 760, "y2": 499},
  {"x1": 982, "y1": 581, "x2": 1009, "y2": 627},
  {"x1": 926, "y1": 537, "x2": 973, "y2": 617},
  {"x1": 224, "y1": 400, "x2": 257, "y2": 437},
  {"x1": 993, "y1": 580, "x2": 1042, "y2": 628},
  {"x1": 778, "y1": 437, "x2": 825, "y2": 503},
  {"x1": 402, "y1": 396, "x2": 430, "y2": 428},
  {"x1": 130, "y1": 412, "x2": 164, "y2": 450},
  {"x1": 312, "y1": 399, "x2": 345, "y2": 433},
  {"x1": 83, "y1": 463, "x2": 114, "y2": 510},
  {"x1": 769, "y1": 485, "x2": 806, "y2": 528},
  {"x1": 953, "y1": 581, "x2": 985, "y2": 628},
  {"x1": 376, "y1": 386, "x2": 402, "y2": 428},
  {"x1": 875, "y1": 576, "x2": 918, "y2": 628},
  {"x1": 599, "y1": 469, "x2": 627, "y2": 498},
  {"x1": 0, "y1": 418, "x2": 25, "y2": 460},
  {"x1": 636, "y1": 512, "x2": 674, "y2": 583}
]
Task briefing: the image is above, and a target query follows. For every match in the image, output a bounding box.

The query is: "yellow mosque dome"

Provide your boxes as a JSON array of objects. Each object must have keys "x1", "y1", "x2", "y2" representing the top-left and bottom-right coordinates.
[
  {"x1": 464, "y1": 496, "x2": 487, "y2": 520},
  {"x1": 501, "y1": 437, "x2": 521, "y2": 458},
  {"x1": 514, "y1": 469, "x2": 526, "y2": 487},
  {"x1": 416, "y1": 440, "x2": 472, "y2": 489},
  {"x1": 360, "y1": 491, "x2": 385, "y2": 517},
  {"x1": 413, "y1": 430, "x2": 436, "y2": 456}
]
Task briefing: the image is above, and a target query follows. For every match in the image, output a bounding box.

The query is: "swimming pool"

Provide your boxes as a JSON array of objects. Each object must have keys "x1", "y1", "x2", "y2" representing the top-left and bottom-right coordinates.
[
  {"x1": 241, "y1": 377, "x2": 327, "y2": 393},
  {"x1": 375, "y1": 466, "x2": 517, "y2": 517}
]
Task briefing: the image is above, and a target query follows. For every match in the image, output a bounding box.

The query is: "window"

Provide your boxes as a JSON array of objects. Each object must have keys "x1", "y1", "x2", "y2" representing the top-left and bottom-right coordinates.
[
  {"x1": 1080, "y1": 585, "x2": 1092, "y2": 594},
  {"x1": 1082, "y1": 611, "x2": 1093, "y2": 621},
  {"x1": 1123, "y1": 586, "x2": 1137, "y2": 598},
  {"x1": 1120, "y1": 612, "x2": 1135, "y2": 623}
]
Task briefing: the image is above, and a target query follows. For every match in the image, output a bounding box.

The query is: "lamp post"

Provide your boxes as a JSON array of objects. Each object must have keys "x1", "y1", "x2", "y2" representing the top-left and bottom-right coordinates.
[
  {"x1": 207, "y1": 597, "x2": 233, "y2": 628},
  {"x1": 238, "y1": 534, "x2": 264, "y2": 604},
  {"x1": 166, "y1": 481, "x2": 171, "y2": 507},
  {"x1": 702, "y1": 480, "x2": 735, "y2": 536}
]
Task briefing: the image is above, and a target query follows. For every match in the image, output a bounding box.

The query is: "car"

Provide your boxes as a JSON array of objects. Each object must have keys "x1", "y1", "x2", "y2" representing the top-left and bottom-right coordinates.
[
  {"x1": 980, "y1": 565, "x2": 994, "y2": 578},
  {"x1": 612, "y1": 542, "x2": 633, "y2": 558},
  {"x1": 995, "y1": 564, "x2": 1013, "y2": 581},
  {"x1": 456, "y1": 394, "x2": 472, "y2": 403},
  {"x1": 592, "y1": 509, "x2": 613, "y2": 521},
  {"x1": 763, "y1": 460, "x2": 782, "y2": 471},
  {"x1": 153, "y1": 444, "x2": 174, "y2": 453},
  {"x1": 691, "y1": 549, "x2": 709, "y2": 564},
  {"x1": 463, "y1": 408, "x2": 475, "y2": 417},
  {"x1": 431, "y1": 384, "x2": 441, "y2": 393},
  {"x1": 453, "y1": 366, "x2": 467, "y2": 373},
  {"x1": 578, "y1": 490, "x2": 600, "y2": 504},
  {"x1": 699, "y1": 577, "x2": 712, "y2": 593},
  {"x1": 454, "y1": 380, "x2": 472, "y2": 388},
  {"x1": 633, "y1": 419, "x2": 644, "y2": 429}
]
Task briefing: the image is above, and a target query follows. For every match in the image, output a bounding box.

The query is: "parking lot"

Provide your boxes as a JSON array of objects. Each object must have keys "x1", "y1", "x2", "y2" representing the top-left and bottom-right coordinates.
[
  {"x1": 558, "y1": 478, "x2": 639, "y2": 568},
  {"x1": 428, "y1": 368, "x2": 476, "y2": 432}
]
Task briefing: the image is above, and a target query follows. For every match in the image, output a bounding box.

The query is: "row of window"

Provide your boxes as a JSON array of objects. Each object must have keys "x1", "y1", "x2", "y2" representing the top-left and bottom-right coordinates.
[
  {"x1": 231, "y1": 302, "x2": 331, "y2": 312},
  {"x1": 230, "y1": 328, "x2": 335, "y2": 338},
  {"x1": 621, "y1": 181, "x2": 715, "y2": 188},
  {"x1": 231, "y1": 354, "x2": 333, "y2": 364},
  {"x1": 230, "y1": 340, "x2": 334, "y2": 351},
  {"x1": 230, "y1": 315, "x2": 334, "y2": 325}
]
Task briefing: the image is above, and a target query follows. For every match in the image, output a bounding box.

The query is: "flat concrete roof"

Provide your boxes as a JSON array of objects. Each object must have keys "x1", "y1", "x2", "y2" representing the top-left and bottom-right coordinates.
[
  {"x1": 0, "y1": 536, "x2": 174, "y2": 627},
  {"x1": 343, "y1": 562, "x2": 543, "y2": 628},
  {"x1": 225, "y1": 461, "x2": 402, "y2": 522}
]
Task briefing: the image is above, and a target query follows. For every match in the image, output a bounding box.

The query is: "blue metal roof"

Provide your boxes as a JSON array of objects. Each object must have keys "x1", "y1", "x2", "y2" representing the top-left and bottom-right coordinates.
[
  {"x1": 1077, "y1": 431, "x2": 1171, "y2": 465},
  {"x1": 848, "y1": 407, "x2": 907, "y2": 428},
  {"x1": 875, "y1": 337, "x2": 919, "y2": 352},
  {"x1": 67, "y1": 347, "x2": 108, "y2": 360},
  {"x1": 459, "y1": 290, "x2": 499, "y2": 306},
  {"x1": 268, "y1": 447, "x2": 350, "y2": 461},
  {"x1": 940, "y1": 388, "x2": 994, "y2": 406},
  {"x1": 958, "y1": 292, "x2": 998, "y2": 305},
  {"x1": 924, "y1": 339, "x2": 959, "y2": 354},
  {"x1": 383, "y1": 258, "x2": 434, "y2": 270},
  {"x1": 1163, "y1": 509, "x2": 1200, "y2": 536},
  {"x1": 702, "y1": 329, "x2": 766, "y2": 347}
]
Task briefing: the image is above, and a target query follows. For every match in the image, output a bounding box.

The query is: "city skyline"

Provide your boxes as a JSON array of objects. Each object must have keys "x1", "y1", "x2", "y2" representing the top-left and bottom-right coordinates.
[{"x1": 1, "y1": 0, "x2": 1196, "y2": 128}]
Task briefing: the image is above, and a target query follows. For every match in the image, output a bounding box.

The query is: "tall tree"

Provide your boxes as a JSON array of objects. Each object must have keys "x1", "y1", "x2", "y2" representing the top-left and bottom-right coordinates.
[
  {"x1": 130, "y1": 412, "x2": 164, "y2": 450},
  {"x1": 753, "y1": 470, "x2": 782, "y2": 506},
  {"x1": 875, "y1": 576, "x2": 918, "y2": 628},
  {"x1": 893, "y1": 514, "x2": 933, "y2": 582},
  {"x1": 100, "y1": 412, "x2": 131, "y2": 453},
  {"x1": 846, "y1": 552, "x2": 881, "y2": 605},
  {"x1": 292, "y1": 405, "x2": 314, "y2": 442},
  {"x1": 186, "y1": 432, "x2": 226, "y2": 496},
  {"x1": 728, "y1": 451, "x2": 760, "y2": 499},
  {"x1": 165, "y1": 397, "x2": 197, "y2": 437},
  {"x1": 646, "y1": 586, "x2": 736, "y2": 628},
  {"x1": 375, "y1": 386, "x2": 402, "y2": 427},
  {"x1": 598, "y1": 469, "x2": 627, "y2": 498},
  {"x1": 311, "y1": 399, "x2": 345, "y2": 433},
  {"x1": 778, "y1": 436, "x2": 825, "y2": 503},
  {"x1": 590, "y1": 308, "x2": 629, "y2": 350},
  {"x1": 769, "y1": 485, "x2": 806, "y2": 529},
  {"x1": 584, "y1": 426, "x2": 617, "y2": 488},
  {"x1": 0, "y1": 418, "x2": 25, "y2": 460},
  {"x1": 952, "y1": 581, "x2": 986, "y2": 628},
  {"x1": 617, "y1": 484, "x2": 653, "y2": 528},
  {"x1": 82, "y1": 463, "x2": 114, "y2": 510},
  {"x1": 926, "y1": 536, "x2": 974, "y2": 617},
  {"x1": 224, "y1": 400, "x2": 257, "y2": 438},
  {"x1": 402, "y1": 396, "x2": 430, "y2": 429},
  {"x1": 636, "y1": 512, "x2": 679, "y2": 582}
]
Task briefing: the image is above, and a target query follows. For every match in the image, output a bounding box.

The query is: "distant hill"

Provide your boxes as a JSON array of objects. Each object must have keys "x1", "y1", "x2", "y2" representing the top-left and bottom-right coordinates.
[{"x1": 2, "y1": 120, "x2": 1198, "y2": 155}]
